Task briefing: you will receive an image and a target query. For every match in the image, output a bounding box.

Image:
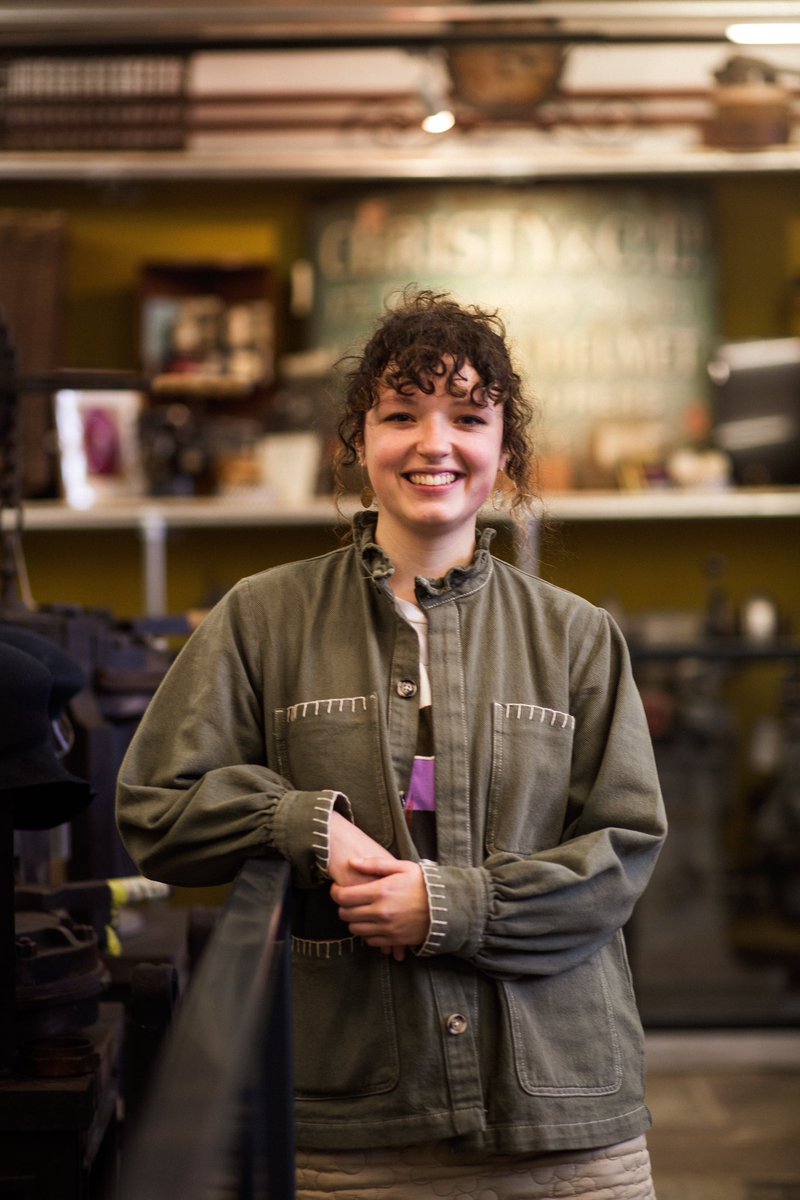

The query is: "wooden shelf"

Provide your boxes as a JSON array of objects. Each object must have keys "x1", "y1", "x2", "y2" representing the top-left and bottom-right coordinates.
[
  {"x1": 5, "y1": 142, "x2": 800, "y2": 183},
  {"x1": 10, "y1": 494, "x2": 355, "y2": 531},
  {"x1": 9, "y1": 487, "x2": 800, "y2": 532},
  {"x1": 540, "y1": 488, "x2": 800, "y2": 522},
  {"x1": 7, "y1": 488, "x2": 799, "y2": 616}
]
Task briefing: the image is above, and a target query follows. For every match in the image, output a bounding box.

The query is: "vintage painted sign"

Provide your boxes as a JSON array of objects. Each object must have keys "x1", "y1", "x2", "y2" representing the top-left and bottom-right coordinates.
[{"x1": 308, "y1": 185, "x2": 716, "y2": 473}]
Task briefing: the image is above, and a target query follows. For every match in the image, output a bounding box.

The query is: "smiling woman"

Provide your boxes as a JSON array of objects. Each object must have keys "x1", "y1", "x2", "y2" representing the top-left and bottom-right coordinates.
[
  {"x1": 117, "y1": 287, "x2": 666, "y2": 1200},
  {"x1": 336, "y1": 288, "x2": 538, "y2": 524},
  {"x1": 356, "y1": 359, "x2": 508, "y2": 600}
]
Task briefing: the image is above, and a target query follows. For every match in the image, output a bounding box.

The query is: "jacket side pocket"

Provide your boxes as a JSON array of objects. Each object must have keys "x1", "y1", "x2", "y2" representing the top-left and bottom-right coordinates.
[
  {"x1": 501, "y1": 946, "x2": 623, "y2": 1097},
  {"x1": 292, "y1": 936, "x2": 400, "y2": 1098}
]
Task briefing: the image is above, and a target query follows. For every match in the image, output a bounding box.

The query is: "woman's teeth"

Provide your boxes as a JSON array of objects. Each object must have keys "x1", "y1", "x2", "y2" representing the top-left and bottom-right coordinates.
[{"x1": 407, "y1": 472, "x2": 457, "y2": 486}]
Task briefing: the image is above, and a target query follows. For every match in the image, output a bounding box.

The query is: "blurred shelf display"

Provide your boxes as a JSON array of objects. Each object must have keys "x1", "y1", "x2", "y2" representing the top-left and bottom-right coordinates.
[{"x1": 5, "y1": 28, "x2": 800, "y2": 183}]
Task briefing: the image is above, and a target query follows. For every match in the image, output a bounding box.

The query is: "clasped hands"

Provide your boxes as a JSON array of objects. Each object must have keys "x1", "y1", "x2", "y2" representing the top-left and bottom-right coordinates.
[{"x1": 327, "y1": 811, "x2": 430, "y2": 962}]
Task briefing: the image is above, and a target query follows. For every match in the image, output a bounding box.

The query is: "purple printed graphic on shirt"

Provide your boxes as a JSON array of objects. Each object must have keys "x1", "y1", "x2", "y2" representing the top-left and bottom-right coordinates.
[{"x1": 407, "y1": 756, "x2": 436, "y2": 813}]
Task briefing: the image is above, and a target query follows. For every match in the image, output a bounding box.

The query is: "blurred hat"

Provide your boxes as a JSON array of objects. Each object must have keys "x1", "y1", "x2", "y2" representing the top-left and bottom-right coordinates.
[
  {"x1": 0, "y1": 637, "x2": 93, "y2": 830},
  {"x1": 0, "y1": 623, "x2": 87, "y2": 715}
]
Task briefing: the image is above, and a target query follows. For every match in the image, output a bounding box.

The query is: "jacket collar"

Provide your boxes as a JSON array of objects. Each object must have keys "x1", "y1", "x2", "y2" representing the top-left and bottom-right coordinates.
[{"x1": 353, "y1": 509, "x2": 495, "y2": 605}]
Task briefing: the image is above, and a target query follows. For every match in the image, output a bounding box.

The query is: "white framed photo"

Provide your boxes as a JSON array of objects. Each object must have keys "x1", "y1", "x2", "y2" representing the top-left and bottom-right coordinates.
[{"x1": 55, "y1": 389, "x2": 145, "y2": 508}]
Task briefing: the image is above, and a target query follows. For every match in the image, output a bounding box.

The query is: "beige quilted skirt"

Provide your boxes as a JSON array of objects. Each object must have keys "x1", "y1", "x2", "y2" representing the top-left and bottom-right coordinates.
[{"x1": 296, "y1": 1134, "x2": 656, "y2": 1199}]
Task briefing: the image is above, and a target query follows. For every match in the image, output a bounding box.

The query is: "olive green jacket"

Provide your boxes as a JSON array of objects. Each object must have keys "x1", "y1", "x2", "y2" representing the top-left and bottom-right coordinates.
[{"x1": 117, "y1": 511, "x2": 666, "y2": 1154}]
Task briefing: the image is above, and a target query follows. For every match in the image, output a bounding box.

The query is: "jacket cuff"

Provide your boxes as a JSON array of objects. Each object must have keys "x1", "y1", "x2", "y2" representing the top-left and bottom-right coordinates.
[
  {"x1": 414, "y1": 862, "x2": 447, "y2": 956},
  {"x1": 312, "y1": 790, "x2": 354, "y2": 880},
  {"x1": 271, "y1": 788, "x2": 352, "y2": 887},
  {"x1": 415, "y1": 862, "x2": 489, "y2": 958}
]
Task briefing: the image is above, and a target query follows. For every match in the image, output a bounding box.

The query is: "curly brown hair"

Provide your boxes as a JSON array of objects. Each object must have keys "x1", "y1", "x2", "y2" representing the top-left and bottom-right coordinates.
[{"x1": 335, "y1": 287, "x2": 539, "y2": 523}]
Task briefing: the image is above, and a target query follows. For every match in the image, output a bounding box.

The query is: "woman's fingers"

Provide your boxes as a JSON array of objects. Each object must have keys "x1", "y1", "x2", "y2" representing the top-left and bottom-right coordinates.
[{"x1": 332, "y1": 861, "x2": 429, "y2": 948}]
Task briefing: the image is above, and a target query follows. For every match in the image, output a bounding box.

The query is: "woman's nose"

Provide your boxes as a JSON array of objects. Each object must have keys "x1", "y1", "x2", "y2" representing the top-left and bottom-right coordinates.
[{"x1": 416, "y1": 414, "x2": 450, "y2": 457}]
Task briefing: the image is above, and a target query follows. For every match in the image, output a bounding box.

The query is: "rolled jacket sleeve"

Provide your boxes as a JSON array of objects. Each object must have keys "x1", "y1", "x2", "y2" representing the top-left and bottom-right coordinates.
[
  {"x1": 116, "y1": 580, "x2": 352, "y2": 888},
  {"x1": 418, "y1": 610, "x2": 666, "y2": 978}
]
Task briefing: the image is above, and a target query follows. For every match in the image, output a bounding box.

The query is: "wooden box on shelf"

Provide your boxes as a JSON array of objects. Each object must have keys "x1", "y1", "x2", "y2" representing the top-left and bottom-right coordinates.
[
  {"x1": 138, "y1": 260, "x2": 276, "y2": 405},
  {"x1": 138, "y1": 260, "x2": 277, "y2": 496}
]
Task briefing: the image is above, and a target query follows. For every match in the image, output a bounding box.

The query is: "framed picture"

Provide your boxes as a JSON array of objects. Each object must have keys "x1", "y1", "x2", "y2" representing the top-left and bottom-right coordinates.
[{"x1": 55, "y1": 389, "x2": 145, "y2": 508}]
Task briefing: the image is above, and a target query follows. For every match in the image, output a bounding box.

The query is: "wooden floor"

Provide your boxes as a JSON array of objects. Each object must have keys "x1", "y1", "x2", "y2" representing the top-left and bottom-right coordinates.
[{"x1": 645, "y1": 1032, "x2": 800, "y2": 1200}]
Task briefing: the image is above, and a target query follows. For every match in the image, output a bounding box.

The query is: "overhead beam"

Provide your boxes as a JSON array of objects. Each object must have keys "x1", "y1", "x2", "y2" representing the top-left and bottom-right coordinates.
[{"x1": 2, "y1": 2, "x2": 800, "y2": 51}]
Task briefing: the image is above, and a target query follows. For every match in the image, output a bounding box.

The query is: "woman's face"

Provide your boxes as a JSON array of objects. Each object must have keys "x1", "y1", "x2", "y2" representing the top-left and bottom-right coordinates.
[{"x1": 361, "y1": 358, "x2": 507, "y2": 551}]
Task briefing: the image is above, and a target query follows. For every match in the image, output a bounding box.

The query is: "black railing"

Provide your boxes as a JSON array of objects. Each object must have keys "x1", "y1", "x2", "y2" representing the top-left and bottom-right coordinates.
[{"x1": 115, "y1": 859, "x2": 294, "y2": 1200}]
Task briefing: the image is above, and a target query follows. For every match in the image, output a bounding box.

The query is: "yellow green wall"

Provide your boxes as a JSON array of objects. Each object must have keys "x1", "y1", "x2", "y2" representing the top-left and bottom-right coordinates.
[
  {"x1": 712, "y1": 174, "x2": 800, "y2": 339},
  {"x1": 0, "y1": 178, "x2": 313, "y2": 367}
]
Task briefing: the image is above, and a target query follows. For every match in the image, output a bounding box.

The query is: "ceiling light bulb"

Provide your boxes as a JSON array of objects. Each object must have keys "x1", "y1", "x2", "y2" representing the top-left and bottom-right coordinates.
[
  {"x1": 727, "y1": 22, "x2": 800, "y2": 44},
  {"x1": 421, "y1": 108, "x2": 456, "y2": 134}
]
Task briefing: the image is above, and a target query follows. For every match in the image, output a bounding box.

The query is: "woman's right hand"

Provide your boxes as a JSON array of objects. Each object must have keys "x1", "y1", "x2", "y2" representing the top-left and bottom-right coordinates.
[{"x1": 327, "y1": 813, "x2": 410, "y2": 961}]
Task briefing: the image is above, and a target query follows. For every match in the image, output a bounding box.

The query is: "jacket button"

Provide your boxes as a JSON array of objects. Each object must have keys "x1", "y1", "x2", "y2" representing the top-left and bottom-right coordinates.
[
  {"x1": 446, "y1": 1013, "x2": 468, "y2": 1035},
  {"x1": 396, "y1": 679, "x2": 418, "y2": 699}
]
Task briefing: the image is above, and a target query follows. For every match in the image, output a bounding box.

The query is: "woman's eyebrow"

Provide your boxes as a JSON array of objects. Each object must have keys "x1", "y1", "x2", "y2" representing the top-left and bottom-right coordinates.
[
  {"x1": 452, "y1": 389, "x2": 491, "y2": 407},
  {"x1": 377, "y1": 388, "x2": 488, "y2": 408},
  {"x1": 376, "y1": 391, "x2": 416, "y2": 405}
]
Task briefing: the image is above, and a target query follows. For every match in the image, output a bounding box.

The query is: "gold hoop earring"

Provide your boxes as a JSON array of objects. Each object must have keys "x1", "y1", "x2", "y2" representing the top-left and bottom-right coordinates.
[
  {"x1": 492, "y1": 469, "x2": 508, "y2": 511},
  {"x1": 359, "y1": 465, "x2": 376, "y2": 509}
]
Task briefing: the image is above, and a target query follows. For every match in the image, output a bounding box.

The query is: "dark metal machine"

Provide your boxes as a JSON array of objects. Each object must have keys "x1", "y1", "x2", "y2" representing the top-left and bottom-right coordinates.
[{"x1": 0, "y1": 308, "x2": 181, "y2": 1197}]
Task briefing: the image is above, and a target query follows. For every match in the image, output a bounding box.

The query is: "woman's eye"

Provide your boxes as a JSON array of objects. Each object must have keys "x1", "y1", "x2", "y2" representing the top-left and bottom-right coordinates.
[
  {"x1": 458, "y1": 414, "x2": 487, "y2": 426},
  {"x1": 385, "y1": 412, "x2": 413, "y2": 423}
]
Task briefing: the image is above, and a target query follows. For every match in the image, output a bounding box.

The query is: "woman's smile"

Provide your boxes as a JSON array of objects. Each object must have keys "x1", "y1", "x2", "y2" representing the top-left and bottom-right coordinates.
[{"x1": 404, "y1": 470, "x2": 460, "y2": 487}]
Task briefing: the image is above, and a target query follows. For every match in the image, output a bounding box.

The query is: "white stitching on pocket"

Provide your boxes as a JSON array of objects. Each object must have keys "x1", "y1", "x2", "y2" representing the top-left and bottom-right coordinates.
[
  {"x1": 282, "y1": 696, "x2": 369, "y2": 722},
  {"x1": 502, "y1": 703, "x2": 575, "y2": 731},
  {"x1": 292, "y1": 935, "x2": 362, "y2": 958}
]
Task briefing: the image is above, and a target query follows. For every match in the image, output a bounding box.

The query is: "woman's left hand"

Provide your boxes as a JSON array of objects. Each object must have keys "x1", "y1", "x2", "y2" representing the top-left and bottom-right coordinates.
[{"x1": 331, "y1": 858, "x2": 429, "y2": 961}]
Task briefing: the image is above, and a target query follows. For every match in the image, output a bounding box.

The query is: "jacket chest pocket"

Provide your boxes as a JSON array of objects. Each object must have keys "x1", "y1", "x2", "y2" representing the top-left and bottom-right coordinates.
[
  {"x1": 486, "y1": 702, "x2": 575, "y2": 855},
  {"x1": 274, "y1": 693, "x2": 393, "y2": 847}
]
